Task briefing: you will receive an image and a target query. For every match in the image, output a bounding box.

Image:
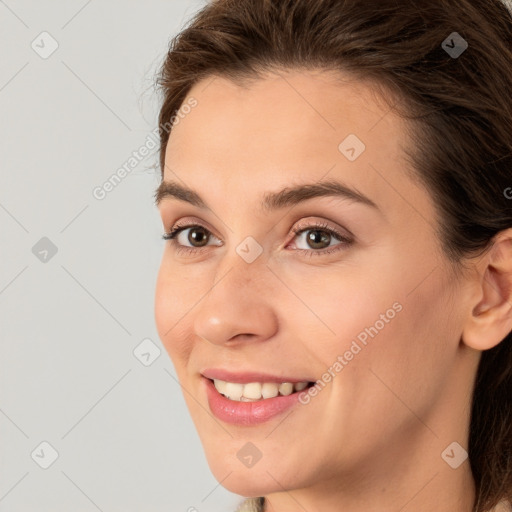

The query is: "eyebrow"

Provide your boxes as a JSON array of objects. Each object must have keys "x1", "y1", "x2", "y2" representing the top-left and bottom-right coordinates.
[{"x1": 154, "y1": 178, "x2": 380, "y2": 213}]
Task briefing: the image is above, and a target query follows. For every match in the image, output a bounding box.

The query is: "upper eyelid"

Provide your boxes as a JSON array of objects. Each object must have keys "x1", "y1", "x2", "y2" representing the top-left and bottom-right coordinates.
[
  {"x1": 159, "y1": 201, "x2": 358, "y2": 235},
  {"x1": 168, "y1": 220, "x2": 219, "y2": 240},
  {"x1": 167, "y1": 219, "x2": 350, "y2": 243}
]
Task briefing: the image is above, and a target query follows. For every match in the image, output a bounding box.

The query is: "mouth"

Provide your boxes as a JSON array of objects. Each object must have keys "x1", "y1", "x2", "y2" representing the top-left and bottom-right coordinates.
[
  {"x1": 210, "y1": 378, "x2": 314, "y2": 402},
  {"x1": 201, "y1": 372, "x2": 316, "y2": 425}
]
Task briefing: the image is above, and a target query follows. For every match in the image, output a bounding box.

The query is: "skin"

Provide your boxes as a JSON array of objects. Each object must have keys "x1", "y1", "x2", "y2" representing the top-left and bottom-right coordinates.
[{"x1": 154, "y1": 69, "x2": 512, "y2": 512}]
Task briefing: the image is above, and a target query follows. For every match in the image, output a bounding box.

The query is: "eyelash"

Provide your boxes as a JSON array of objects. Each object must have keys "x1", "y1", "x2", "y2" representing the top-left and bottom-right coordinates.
[{"x1": 161, "y1": 220, "x2": 353, "y2": 258}]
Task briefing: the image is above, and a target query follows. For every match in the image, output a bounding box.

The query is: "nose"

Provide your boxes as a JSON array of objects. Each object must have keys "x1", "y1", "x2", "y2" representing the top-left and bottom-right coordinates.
[{"x1": 193, "y1": 257, "x2": 279, "y2": 346}]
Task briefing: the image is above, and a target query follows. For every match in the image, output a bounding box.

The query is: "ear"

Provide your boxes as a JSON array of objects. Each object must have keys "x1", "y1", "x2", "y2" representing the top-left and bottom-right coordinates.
[{"x1": 462, "y1": 228, "x2": 512, "y2": 351}]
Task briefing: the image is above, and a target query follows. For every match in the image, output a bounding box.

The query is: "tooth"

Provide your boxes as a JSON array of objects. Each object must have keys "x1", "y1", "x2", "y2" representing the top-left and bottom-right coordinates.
[
  {"x1": 278, "y1": 382, "x2": 293, "y2": 396},
  {"x1": 225, "y1": 382, "x2": 244, "y2": 400},
  {"x1": 243, "y1": 382, "x2": 262, "y2": 399},
  {"x1": 213, "y1": 379, "x2": 309, "y2": 400},
  {"x1": 240, "y1": 396, "x2": 260, "y2": 402},
  {"x1": 213, "y1": 379, "x2": 227, "y2": 395},
  {"x1": 294, "y1": 382, "x2": 308, "y2": 391},
  {"x1": 261, "y1": 382, "x2": 279, "y2": 399}
]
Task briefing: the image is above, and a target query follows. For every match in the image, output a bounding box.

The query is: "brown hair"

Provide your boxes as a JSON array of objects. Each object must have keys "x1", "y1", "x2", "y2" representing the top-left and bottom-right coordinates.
[{"x1": 155, "y1": 1, "x2": 512, "y2": 510}]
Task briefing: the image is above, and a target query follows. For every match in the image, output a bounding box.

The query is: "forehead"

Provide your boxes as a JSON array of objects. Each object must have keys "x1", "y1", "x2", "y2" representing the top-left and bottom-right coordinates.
[
  {"x1": 168, "y1": 70, "x2": 395, "y2": 157},
  {"x1": 166, "y1": 70, "x2": 400, "y2": 175},
  {"x1": 162, "y1": 69, "x2": 435, "y2": 230}
]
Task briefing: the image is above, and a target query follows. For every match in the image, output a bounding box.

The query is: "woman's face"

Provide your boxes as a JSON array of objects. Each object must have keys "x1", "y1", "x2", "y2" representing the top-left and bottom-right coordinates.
[{"x1": 154, "y1": 70, "x2": 477, "y2": 498}]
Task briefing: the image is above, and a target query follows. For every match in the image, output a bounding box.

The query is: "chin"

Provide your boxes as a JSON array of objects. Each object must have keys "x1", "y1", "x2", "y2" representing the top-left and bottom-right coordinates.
[
  {"x1": 208, "y1": 463, "x2": 281, "y2": 498},
  {"x1": 200, "y1": 442, "x2": 303, "y2": 498}
]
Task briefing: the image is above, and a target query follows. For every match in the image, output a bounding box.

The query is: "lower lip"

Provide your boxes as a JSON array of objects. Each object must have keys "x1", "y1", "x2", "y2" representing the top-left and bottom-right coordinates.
[{"x1": 203, "y1": 377, "x2": 304, "y2": 426}]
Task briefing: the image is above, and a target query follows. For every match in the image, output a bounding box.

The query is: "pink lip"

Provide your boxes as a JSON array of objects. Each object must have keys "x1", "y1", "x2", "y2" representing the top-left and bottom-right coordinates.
[
  {"x1": 203, "y1": 377, "x2": 305, "y2": 426},
  {"x1": 201, "y1": 368, "x2": 311, "y2": 384}
]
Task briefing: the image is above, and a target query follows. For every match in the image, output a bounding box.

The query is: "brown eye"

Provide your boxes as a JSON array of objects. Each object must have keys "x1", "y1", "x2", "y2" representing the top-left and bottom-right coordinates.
[
  {"x1": 162, "y1": 223, "x2": 221, "y2": 252},
  {"x1": 186, "y1": 226, "x2": 210, "y2": 247},
  {"x1": 162, "y1": 220, "x2": 352, "y2": 258},
  {"x1": 304, "y1": 229, "x2": 332, "y2": 250},
  {"x1": 289, "y1": 221, "x2": 353, "y2": 257}
]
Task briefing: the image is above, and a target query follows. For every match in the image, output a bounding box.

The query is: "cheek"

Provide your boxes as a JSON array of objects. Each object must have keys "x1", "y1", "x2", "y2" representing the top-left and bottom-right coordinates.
[
  {"x1": 339, "y1": 270, "x2": 459, "y2": 438},
  {"x1": 276, "y1": 260, "x2": 404, "y2": 367},
  {"x1": 288, "y1": 252, "x2": 459, "y2": 412},
  {"x1": 154, "y1": 260, "x2": 198, "y2": 368}
]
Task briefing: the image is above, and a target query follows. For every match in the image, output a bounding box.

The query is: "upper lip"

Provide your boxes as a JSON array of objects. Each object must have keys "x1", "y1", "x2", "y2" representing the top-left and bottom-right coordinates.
[{"x1": 201, "y1": 368, "x2": 313, "y2": 384}]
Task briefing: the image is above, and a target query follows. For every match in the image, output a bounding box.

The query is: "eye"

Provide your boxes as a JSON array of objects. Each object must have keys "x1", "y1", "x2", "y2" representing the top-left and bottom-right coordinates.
[
  {"x1": 288, "y1": 221, "x2": 353, "y2": 257},
  {"x1": 161, "y1": 220, "x2": 353, "y2": 257},
  {"x1": 161, "y1": 221, "x2": 222, "y2": 255}
]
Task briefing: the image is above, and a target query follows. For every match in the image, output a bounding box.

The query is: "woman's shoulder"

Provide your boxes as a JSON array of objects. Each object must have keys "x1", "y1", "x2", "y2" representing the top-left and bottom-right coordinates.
[
  {"x1": 235, "y1": 497, "x2": 264, "y2": 512},
  {"x1": 494, "y1": 499, "x2": 512, "y2": 512},
  {"x1": 234, "y1": 497, "x2": 512, "y2": 511}
]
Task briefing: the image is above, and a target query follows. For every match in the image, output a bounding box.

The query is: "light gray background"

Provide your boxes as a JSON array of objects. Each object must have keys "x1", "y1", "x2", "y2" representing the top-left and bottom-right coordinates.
[
  {"x1": 0, "y1": 1, "x2": 242, "y2": 511},
  {"x1": 3, "y1": 1, "x2": 512, "y2": 512}
]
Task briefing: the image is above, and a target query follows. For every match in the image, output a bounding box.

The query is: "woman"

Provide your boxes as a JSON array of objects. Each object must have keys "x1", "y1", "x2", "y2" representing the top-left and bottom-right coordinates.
[{"x1": 153, "y1": 0, "x2": 512, "y2": 510}]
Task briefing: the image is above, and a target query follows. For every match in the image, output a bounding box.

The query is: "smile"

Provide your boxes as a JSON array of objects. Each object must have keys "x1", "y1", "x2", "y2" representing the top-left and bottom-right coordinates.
[
  {"x1": 202, "y1": 374, "x2": 315, "y2": 426},
  {"x1": 213, "y1": 379, "x2": 310, "y2": 401}
]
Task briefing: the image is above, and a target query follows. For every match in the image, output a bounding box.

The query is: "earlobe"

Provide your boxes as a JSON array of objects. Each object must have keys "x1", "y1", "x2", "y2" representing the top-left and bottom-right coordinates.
[{"x1": 462, "y1": 228, "x2": 512, "y2": 352}]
